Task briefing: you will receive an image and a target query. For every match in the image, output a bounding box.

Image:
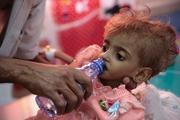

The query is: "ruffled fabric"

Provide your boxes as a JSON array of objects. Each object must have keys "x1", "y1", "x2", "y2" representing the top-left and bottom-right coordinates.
[
  {"x1": 84, "y1": 81, "x2": 145, "y2": 120},
  {"x1": 132, "y1": 83, "x2": 180, "y2": 120},
  {"x1": 27, "y1": 82, "x2": 180, "y2": 120},
  {"x1": 29, "y1": 81, "x2": 145, "y2": 120}
]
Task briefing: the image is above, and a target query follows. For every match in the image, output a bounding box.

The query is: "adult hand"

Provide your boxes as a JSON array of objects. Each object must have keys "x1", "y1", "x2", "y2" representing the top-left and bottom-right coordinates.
[
  {"x1": 0, "y1": 58, "x2": 92, "y2": 115},
  {"x1": 23, "y1": 64, "x2": 92, "y2": 114}
]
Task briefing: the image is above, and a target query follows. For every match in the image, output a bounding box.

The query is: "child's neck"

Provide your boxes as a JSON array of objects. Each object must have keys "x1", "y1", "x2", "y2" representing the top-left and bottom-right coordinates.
[{"x1": 99, "y1": 78, "x2": 123, "y2": 88}]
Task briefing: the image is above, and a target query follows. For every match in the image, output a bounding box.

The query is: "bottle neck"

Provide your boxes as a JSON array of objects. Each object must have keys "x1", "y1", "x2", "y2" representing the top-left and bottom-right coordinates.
[{"x1": 91, "y1": 58, "x2": 105, "y2": 75}]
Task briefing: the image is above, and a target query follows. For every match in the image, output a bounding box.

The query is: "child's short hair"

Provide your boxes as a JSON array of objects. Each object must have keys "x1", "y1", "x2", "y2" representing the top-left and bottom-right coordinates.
[{"x1": 104, "y1": 8, "x2": 179, "y2": 76}]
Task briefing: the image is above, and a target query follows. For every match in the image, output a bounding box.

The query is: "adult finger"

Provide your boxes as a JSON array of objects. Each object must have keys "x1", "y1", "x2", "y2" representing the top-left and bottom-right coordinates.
[
  {"x1": 48, "y1": 91, "x2": 67, "y2": 115},
  {"x1": 66, "y1": 74, "x2": 84, "y2": 109},
  {"x1": 74, "y1": 70, "x2": 92, "y2": 99},
  {"x1": 58, "y1": 86, "x2": 78, "y2": 113}
]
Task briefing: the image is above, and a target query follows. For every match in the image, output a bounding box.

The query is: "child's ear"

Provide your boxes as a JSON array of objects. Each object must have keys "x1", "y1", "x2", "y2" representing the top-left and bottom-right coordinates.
[{"x1": 133, "y1": 67, "x2": 152, "y2": 84}]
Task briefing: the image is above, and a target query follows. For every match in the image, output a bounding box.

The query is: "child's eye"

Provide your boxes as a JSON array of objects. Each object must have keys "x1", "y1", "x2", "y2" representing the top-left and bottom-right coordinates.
[{"x1": 116, "y1": 53, "x2": 126, "y2": 61}]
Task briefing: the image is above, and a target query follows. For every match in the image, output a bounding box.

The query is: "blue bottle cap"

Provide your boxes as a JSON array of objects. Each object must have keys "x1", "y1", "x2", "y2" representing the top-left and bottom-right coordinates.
[{"x1": 91, "y1": 58, "x2": 105, "y2": 75}]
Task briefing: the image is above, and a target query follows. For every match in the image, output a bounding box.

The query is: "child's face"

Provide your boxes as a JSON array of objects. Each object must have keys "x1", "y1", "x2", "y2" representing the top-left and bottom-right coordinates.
[{"x1": 99, "y1": 33, "x2": 141, "y2": 86}]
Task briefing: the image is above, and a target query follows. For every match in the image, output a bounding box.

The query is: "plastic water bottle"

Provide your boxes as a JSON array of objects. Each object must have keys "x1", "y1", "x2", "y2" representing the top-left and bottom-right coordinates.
[{"x1": 35, "y1": 58, "x2": 105, "y2": 118}]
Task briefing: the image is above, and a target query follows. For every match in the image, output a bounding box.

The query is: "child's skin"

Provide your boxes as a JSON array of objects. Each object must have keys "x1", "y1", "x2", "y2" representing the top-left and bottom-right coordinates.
[
  {"x1": 99, "y1": 32, "x2": 149, "y2": 88},
  {"x1": 35, "y1": 45, "x2": 74, "y2": 64}
]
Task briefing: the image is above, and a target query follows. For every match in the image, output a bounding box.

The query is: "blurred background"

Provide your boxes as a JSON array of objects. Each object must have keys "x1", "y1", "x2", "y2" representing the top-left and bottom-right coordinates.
[{"x1": 0, "y1": 0, "x2": 180, "y2": 119}]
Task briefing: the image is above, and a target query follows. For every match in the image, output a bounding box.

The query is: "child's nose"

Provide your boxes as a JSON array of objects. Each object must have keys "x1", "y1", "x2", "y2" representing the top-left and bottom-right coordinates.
[{"x1": 101, "y1": 51, "x2": 110, "y2": 62}]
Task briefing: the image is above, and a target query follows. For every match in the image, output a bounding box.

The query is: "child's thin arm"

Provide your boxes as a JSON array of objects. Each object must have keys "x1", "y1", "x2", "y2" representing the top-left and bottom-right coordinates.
[
  {"x1": 55, "y1": 51, "x2": 73, "y2": 64},
  {"x1": 33, "y1": 45, "x2": 74, "y2": 64}
]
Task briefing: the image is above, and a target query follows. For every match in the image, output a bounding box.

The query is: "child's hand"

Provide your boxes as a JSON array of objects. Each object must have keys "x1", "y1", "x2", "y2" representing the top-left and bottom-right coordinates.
[
  {"x1": 70, "y1": 44, "x2": 102, "y2": 67},
  {"x1": 33, "y1": 45, "x2": 73, "y2": 64}
]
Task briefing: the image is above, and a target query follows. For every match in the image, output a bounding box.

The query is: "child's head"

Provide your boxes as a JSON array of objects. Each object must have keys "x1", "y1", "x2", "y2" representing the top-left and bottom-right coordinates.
[{"x1": 99, "y1": 8, "x2": 178, "y2": 88}]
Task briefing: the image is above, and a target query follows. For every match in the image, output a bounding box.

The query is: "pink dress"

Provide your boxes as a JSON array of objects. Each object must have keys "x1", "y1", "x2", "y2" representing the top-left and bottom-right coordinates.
[{"x1": 28, "y1": 81, "x2": 145, "y2": 120}]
